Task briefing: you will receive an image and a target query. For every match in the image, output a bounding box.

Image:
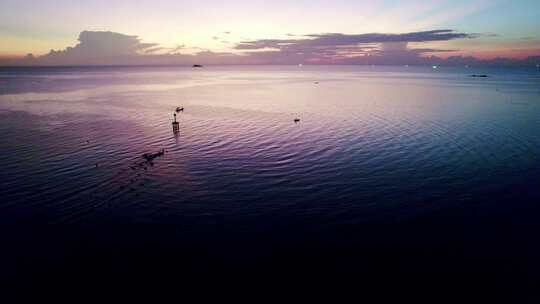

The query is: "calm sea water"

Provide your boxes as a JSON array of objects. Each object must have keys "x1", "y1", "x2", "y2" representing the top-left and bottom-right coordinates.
[
  {"x1": 1, "y1": 65, "x2": 538, "y2": 224},
  {"x1": 1, "y1": 65, "x2": 539, "y2": 299}
]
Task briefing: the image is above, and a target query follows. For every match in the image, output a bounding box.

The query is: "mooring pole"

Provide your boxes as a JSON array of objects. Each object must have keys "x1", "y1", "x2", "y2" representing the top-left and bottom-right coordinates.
[{"x1": 172, "y1": 113, "x2": 180, "y2": 134}]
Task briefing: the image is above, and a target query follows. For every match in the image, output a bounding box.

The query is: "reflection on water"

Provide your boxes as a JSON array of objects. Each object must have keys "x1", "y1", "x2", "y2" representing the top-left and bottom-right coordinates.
[{"x1": 0, "y1": 65, "x2": 539, "y2": 225}]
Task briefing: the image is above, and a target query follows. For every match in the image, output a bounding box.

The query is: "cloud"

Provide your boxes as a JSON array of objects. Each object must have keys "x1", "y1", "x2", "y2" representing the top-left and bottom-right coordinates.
[
  {"x1": 6, "y1": 30, "x2": 539, "y2": 67},
  {"x1": 232, "y1": 30, "x2": 473, "y2": 64},
  {"x1": 236, "y1": 30, "x2": 472, "y2": 50},
  {"x1": 11, "y1": 31, "x2": 240, "y2": 66},
  {"x1": 144, "y1": 46, "x2": 167, "y2": 54},
  {"x1": 36, "y1": 31, "x2": 159, "y2": 65}
]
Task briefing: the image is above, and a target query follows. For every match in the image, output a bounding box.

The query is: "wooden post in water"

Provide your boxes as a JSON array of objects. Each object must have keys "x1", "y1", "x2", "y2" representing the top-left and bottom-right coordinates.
[{"x1": 172, "y1": 113, "x2": 179, "y2": 134}]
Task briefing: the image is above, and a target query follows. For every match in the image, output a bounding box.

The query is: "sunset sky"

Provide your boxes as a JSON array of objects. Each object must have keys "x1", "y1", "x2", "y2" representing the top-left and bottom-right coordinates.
[{"x1": 1, "y1": 0, "x2": 539, "y2": 65}]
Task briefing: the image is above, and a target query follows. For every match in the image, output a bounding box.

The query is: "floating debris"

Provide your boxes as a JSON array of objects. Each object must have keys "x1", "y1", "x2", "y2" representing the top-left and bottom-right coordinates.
[
  {"x1": 470, "y1": 74, "x2": 489, "y2": 78},
  {"x1": 142, "y1": 149, "x2": 165, "y2": 161},
  {"x1": 119, "y1": 147, "x2": 166, "y2": 194},
  {"x1": 294, "y1": 118, "x2": 301, "y2": 123},
  {"x1": 192, "y1": 64, "x2": 203, "y2": 68},
  {"x1": 314, "y1": 81, "x2": 319, "y2": 84}
]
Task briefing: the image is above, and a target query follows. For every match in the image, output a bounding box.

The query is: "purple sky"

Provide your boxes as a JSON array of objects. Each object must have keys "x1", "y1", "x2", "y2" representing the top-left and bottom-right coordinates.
[{"x1": 1, "y1": 1, "x2": 539, "y2": 65}]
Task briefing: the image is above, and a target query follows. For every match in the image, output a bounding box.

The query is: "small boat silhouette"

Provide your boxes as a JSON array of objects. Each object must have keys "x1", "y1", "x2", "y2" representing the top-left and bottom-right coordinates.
[
  {"x1": 470, "y1": 74, "x2": 488, "y2": 78},
  {"x1": 192, "y1": 64, "x2": 203, "y2": 68},
  {"x1": 142, "y1": 149, "x2": 165, "y2": 162},
  {"x1": 175, "y1": 107, "x2": 184, "y2": 112}
]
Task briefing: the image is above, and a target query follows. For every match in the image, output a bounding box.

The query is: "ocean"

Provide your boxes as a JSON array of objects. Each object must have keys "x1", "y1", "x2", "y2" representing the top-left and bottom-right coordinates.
[{"x1": 1, "y1": 65, "x2": 539, "y2": 300}]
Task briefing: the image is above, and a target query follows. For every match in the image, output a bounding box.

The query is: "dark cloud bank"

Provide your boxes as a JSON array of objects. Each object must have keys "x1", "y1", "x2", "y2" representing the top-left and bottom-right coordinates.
[{"x1": 3, "y1": 30, "x2": 540, "y2": 66}]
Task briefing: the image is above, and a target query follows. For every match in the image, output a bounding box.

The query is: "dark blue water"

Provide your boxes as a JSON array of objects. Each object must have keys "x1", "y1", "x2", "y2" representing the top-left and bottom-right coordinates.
[{"x1": 1, "y1": 65, "x2": 539, "y2": 301}]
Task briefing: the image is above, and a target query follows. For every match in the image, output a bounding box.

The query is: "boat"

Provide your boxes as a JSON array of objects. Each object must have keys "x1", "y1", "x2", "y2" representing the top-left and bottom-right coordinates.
[{"x1": 142, "y1": 149, "x2": 165, "y2": 162}]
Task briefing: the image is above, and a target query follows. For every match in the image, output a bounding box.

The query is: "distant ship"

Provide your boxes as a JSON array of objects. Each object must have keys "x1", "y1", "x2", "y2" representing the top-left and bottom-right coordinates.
[{"x1": 192, "y1": 64, "x2": 203, "y2": 68}]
